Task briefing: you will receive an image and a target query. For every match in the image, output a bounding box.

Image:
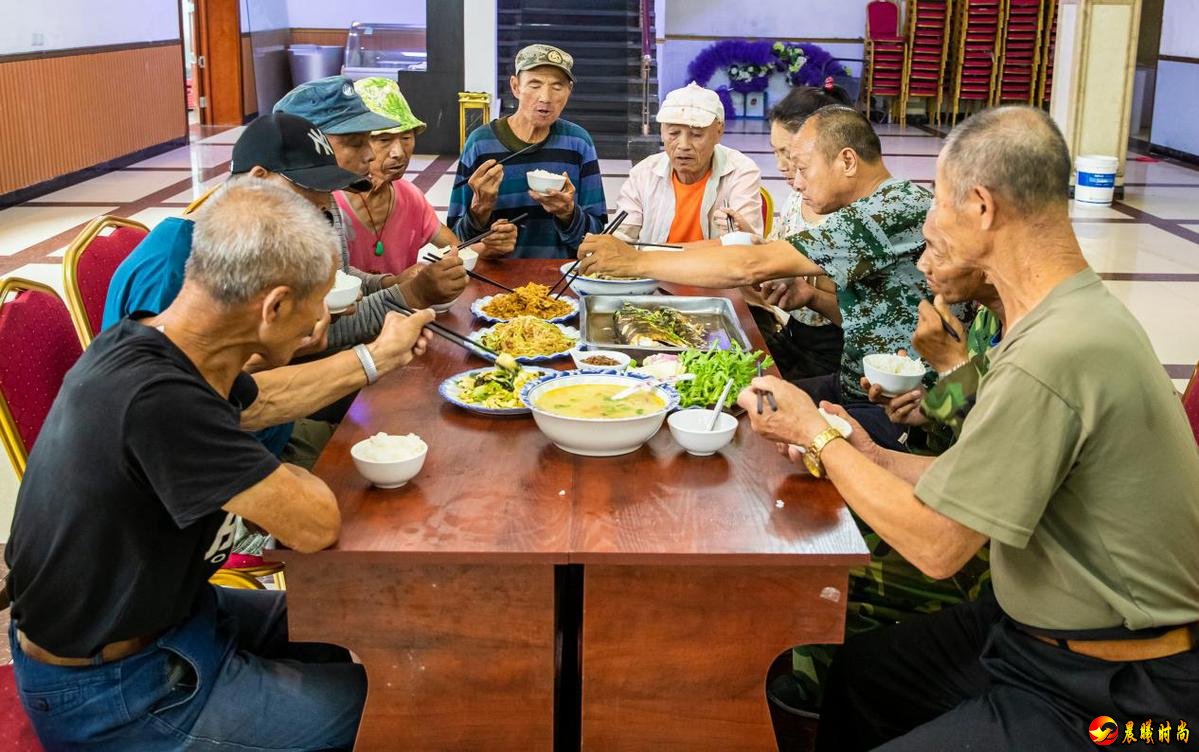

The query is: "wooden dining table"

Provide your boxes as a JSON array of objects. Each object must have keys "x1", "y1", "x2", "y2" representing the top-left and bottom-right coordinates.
[{"x1": 273, "y1": 258, "x2": 869, "y2": 752}]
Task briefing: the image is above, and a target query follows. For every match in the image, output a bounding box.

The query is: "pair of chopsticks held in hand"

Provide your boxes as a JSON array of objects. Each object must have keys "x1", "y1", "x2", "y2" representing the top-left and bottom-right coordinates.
[
  {"x1": 546, "y1": 210, "x2": 630, "y2": 298},
  {"x1": 418, "y1": 214, "x2": 530, "y2": 293}
]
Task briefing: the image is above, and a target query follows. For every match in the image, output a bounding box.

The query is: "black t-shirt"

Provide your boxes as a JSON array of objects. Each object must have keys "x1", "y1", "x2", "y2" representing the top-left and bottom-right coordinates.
[{"x1": 4, "y1": 319, "x2": 280, "y2": 657}]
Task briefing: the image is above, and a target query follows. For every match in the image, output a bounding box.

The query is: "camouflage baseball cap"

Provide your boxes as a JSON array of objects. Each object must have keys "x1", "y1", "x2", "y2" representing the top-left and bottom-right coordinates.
[
  {"x1": 353, "y1": 77, "x2": 427, "y2": 135},
  {"x1": 514, "y1": 44, "x2": 574, "y2": 82}
]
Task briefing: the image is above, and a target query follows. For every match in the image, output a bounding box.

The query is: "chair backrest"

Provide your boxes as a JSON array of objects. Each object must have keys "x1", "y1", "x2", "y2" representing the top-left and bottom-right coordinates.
[
  {"x1": 760, "y1": 187, "x2": 775, "y2": 238},
  {"x1": 62, "y1": 216, "x2": 149, "y2": 345},
  {"x1": 0, "y1": 278, "x2": 85, "y2": 479},
  {"x1": 867, "y1": 0, "x2": 901, "y2": 39},
  {"x1": 1183, "y1": 361, "x2": 1199, "y2": 444}
]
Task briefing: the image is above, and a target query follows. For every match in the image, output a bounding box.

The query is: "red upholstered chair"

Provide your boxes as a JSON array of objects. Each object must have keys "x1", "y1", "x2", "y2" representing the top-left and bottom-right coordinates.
[
  {"x1": 1183, "y1": 361, "x2": 1199, "y2": 444},
  {"x1": 61, "y1": 216, "x2": 149, "y2": 346},
  {"x1": 865, "y1": 0, "x2": 909, "y2": 122},
  {"x1": 0, "y1": 278, "x2": 84, "y2": 479},
  {"x1": 0, "y1": 665, "x2": 43, "y2": 751}
]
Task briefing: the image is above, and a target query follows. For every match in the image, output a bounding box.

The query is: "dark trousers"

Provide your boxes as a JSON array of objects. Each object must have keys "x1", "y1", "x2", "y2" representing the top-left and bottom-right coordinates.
[
  {"x1": 758, "y1": 314, "x2": 845, "y2": 383},
  {"x1": 816, "y1": 595, "x2": 1199, "y2": 751},
  {"x1": 791, "y1": 372, "x2": 908, "y2": 452}
]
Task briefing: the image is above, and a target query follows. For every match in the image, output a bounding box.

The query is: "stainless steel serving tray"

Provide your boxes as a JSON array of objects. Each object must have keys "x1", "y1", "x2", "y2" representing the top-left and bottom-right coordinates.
[{"x1": 578, "y1": 295, "x2": 753, "y2": 359}]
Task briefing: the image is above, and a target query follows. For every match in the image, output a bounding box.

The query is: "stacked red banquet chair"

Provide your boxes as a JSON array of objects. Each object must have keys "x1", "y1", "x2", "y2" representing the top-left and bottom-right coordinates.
[
  {"x1": 902, "y1": 0, "x2": 953, "y2": 124},
  {"x1": 949, "y1": 0, "x2": 1003, "y2": 121},
  {"x1": 994, "y1": 0, "x2": 1044, "y2": 104},
  {"x1": 1037, "y1": 0, "x2": 1058, "y2": 105},
  {"x1": 865, "y1": 0, "x2": 909, "y2": 122}
]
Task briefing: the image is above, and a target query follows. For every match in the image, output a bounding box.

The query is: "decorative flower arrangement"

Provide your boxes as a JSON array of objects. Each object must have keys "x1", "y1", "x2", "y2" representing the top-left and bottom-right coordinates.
[{"x1": 686, "y1": 40, "x2": 849, "y2": 118}]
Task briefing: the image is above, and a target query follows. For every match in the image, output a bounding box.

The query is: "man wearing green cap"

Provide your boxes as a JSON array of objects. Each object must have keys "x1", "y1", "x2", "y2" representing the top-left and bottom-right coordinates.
[
  {"x1": 335, "y1": 77, "x2": 517, "y2": 275},
  {"x1": 449, "y1": 44, "x2": 609, "y2": 259},
  {"x1": 275, "y1": 76, "x2": 466, "y2": 342}
]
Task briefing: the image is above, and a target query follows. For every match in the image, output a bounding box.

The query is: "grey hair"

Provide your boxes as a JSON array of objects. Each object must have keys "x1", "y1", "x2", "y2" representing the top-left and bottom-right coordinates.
[
  {"x1": 804, "y1": 105, "x2": 883, "y2": 163},
  {"x1": 185, "y1": 176, "x2": 339, "y2": 306},
  {"x1": 941, "y1": 105, "x2": 1071, "y2": 214}
]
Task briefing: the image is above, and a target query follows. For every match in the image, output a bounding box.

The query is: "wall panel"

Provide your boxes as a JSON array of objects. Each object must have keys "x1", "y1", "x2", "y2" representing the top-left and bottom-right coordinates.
[{"x1": 0, "y1": 43, "x2": 187, "y2": 195}]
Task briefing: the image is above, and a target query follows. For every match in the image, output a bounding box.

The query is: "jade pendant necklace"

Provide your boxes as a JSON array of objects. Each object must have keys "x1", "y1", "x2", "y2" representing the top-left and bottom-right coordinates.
[{"x1": 357, "y1": 182, "x2": 395, "y2": 257}]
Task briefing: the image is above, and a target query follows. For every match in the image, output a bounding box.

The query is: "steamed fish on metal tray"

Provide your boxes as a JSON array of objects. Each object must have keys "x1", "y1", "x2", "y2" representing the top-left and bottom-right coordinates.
[{"x1": 613, "y1": 304, "x2": 708, "y2": 348}]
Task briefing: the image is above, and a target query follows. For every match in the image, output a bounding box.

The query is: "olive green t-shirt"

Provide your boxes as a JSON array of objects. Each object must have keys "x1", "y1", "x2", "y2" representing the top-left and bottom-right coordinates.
[{"x1": 915, "y1": 268, "x2": 1199, "y2": 631}]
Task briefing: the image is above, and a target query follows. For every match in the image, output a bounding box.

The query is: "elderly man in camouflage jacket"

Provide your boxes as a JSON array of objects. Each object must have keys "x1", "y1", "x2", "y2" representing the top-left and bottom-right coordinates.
[{"x1": 579, "y1": 105, "x2": 938, "y2": 451}]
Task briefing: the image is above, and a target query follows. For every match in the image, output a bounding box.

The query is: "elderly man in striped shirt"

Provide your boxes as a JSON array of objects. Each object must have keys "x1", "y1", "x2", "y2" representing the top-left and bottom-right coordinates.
[{"x1": 449, "y1": 44, "x2": 608, "y2": 259}]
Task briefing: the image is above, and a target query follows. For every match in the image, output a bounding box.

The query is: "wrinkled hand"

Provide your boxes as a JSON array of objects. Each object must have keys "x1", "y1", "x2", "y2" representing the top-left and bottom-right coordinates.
[
  {"x1": 468, "y1": 159, "x2": 504, "y2": 218},
  {"x1": 715, "y1": 207, "x2": 751, "y2": 234},
  {"x1": 577, "y1": 233, "x2": 644, "y2": 279},
  {"x1": 529, "y1": 173, "x2": 576, "y2": 222},
  {"x1": 410, "y1": 249, "x2": 468, "y2": 306},
  {"x1": 478, "y1": 219, "x2": 517, "y2": 258},
  {"x1": 762, "y1": 277, "x2": 818, "y2": 311},
  {"x1": 773, "y1": 402, "x2": 880, "y2": 465},
  {"x1": 861, "y1": 377, "x2": 928, "y2": 427},
  {"x1": 735, "y1": 375, "x2": 829, "y2": 447},
  {"x1": 367, "y1": 309, "x2": 434, "y2": 375},
  {"x1": 913, "y1": 294, "x2": 967, "y2": 373}
]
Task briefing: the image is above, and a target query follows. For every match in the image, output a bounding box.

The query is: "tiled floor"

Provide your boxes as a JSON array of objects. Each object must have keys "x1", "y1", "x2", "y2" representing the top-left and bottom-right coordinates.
[{"x1": 0, "y1": 118, "x2": 1197, "y2": 564}]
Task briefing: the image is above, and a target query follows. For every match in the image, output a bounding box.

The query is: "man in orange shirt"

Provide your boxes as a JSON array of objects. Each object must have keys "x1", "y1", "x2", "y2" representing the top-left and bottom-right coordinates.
[{"x1": 614, "y1": 83, "x2": 763, "y2": 243}]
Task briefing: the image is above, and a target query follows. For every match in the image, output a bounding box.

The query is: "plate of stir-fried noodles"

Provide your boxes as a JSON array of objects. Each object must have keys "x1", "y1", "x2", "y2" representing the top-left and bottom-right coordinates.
[
  {"x1": 469, "y1": 316, "x2": 579, "y2": 363},
  {"x1": 472, "y1": 283, "x2": 578, "y2": 324}
]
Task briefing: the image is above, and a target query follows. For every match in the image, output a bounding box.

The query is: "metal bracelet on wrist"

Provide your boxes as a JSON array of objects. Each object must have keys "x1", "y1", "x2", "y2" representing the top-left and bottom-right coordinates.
[{"x1": 353, "y1": 344, "x2": 380, "y2": 385}]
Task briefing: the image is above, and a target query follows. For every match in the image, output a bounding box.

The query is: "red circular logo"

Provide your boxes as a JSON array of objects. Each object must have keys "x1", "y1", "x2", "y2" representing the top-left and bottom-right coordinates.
[{"x1": 1089, "y1": 716, "x2": 1119, "y2": 746}]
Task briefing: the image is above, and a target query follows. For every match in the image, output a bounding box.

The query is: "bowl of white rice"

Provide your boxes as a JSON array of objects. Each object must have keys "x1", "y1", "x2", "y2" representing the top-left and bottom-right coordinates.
[
  {"x1": 350, "y1": 432, "x2": 428, "y2": 488},
  {"x1": 862, "y1": 353, "x2": 927, "y2": 397}
]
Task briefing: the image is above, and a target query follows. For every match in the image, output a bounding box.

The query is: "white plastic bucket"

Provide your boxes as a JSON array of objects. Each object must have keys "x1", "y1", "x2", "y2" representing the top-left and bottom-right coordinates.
[{"x1": 1074, "y1": 155, "x2": 1119, "y2": 205}]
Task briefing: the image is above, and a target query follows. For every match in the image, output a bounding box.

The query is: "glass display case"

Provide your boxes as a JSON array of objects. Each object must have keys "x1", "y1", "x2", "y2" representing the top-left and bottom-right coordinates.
[{"x1": 342, "y1": 22, "x2": 428, "y2": 81}]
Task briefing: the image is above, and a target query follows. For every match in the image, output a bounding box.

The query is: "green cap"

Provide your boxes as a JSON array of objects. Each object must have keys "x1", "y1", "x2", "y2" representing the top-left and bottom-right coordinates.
[
  {"x1": 353, "y1": 77, "x2": 427, "y2": 135},
  {"x1": 515, "y1": 44, "x2": 574, "y2": 82}
]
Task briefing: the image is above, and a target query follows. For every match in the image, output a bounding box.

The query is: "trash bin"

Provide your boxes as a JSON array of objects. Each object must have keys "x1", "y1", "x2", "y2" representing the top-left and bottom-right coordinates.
[{"x1": 288, "y1": 44, "x2": 345, "y2": 86}]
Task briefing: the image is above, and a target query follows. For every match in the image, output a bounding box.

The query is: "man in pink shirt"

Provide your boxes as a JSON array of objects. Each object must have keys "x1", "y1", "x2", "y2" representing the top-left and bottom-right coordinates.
[{"x1": 335, "y1": 77, "x2": 517, "y2": 275}]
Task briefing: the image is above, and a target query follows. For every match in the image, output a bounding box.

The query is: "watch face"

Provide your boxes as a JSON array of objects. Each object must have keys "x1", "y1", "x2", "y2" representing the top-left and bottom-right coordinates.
[{"x1": 802, "y1": 450, "x2": 822, "y2": 478}]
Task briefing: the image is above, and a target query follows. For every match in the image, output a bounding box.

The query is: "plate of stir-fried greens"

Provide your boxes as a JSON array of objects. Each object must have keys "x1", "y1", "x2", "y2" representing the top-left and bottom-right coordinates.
[{"x1": 438, "y1": 365, "x2": 556, "y2": 416}]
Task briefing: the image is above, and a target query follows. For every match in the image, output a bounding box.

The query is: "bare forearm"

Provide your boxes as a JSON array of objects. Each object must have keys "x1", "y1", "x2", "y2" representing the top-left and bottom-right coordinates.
[
  {"x1": 808, "y1": 288, "x2": 842, "y2": 324},
  {"x1": 632, "y1": 240, "x2": 825, "y2": 288},
  {"x1": 431, "y1": 224, "x2": 459, "y2": 248},
  {"x1": 821, "y1": 440, "x2": 984, "y2": 579},
  {"x1": 243, "y1": 350, "x2": 366, "y2": 430}
]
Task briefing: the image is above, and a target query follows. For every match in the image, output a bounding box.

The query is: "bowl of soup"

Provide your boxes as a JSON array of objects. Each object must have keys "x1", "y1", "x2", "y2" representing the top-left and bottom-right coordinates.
[{"x1": 520, "y1": 371, "x2": 679, "y2": 456}]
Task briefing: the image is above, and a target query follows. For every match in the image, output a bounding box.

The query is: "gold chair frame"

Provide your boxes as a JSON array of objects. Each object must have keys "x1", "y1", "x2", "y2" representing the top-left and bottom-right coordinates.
[
  {"x1": 61, "y1": 215, "x2": 150, "y2": 347},
  {"x1": 759, "y1": 186, "x2": 775, "y2": 238}
]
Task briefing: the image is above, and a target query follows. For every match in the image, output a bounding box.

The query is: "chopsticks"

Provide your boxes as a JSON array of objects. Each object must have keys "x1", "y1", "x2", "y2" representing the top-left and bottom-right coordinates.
[
  {"x1": 629, "y1": 241, "x2": 683, "y2": 249},
  {"x1": 452, "y1": 143, "x2": 541, "y2": 189},
  {"x1": 936, "y1": 312, "x2": 962, "y2": 343},
  {"x1": 753, "y1": 362, "x2": 778, "y2": 415},
  {"x1": 453, "y1": 212, "x2": 529, "y2": 249},
  {"x1": 386, "y1": 301, "x2": 503, "y2": 362},
  {"x1": 420, "y1": 253, "x2": 516, "y2": 293},
  {"x1": 548, "y1": 209, "x2": 629, "y2": 299}
]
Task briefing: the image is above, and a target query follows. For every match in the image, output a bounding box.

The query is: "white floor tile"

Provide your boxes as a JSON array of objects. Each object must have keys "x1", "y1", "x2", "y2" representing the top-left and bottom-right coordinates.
[
  {"x1": 422, "y1": 174, "x2": 457, "y2": 208},
  {"x1": 1103, "y1": 280, "x2": 1199, "y2": 366},
  {"x1": 128, "y1": 206, "x2": 184, "y2": 229},
  {"x1": 130, "y1": 144, "x2": 234, "y2": 170},
  {"x1": 599, "y1": 158, "x2": 634, "y2": 174},
  {"x1": 28, "y1": 170, "x2": 192, "y2": 204},
  {"x1": 198, "y1": 126, "x2": 246, "y2": 144},
  {"x1": 1077, "y1": 223, "x2": 1199, "y2": 275},
  {"x1": 880, "y1": 136, "x2": 944, "y2": 155},
  {"x1": 5, "y1": 262, "x2": 66, "y2": 297},
  {"x1": 162, "y1": 175, "x2": 226, "y2": 205},
  {"x1": 882, "y1": 155, "x2": 938, "y2": 182},
  {"x1": 1069, "y1": 202, "x2": 1128, "y2": 220},
  {"x1": 1122, "y1": 160, "x2": 1199, "y2": 185},
  {"x1": 1119, "y1": 186, "x2": 1199, "y2": 220},
  {"x1": 0, "y1": 205, "x2": 117, "y2": 256}
]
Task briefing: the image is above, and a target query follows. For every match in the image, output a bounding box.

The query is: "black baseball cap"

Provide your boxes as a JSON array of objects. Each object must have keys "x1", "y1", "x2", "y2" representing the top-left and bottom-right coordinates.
[{"x1": 230, "y1": 113, "x2": 372, "y2": 193}]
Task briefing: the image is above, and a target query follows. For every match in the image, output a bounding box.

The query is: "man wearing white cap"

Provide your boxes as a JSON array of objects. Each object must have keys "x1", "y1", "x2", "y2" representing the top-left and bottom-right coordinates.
[{"x1": 614, "y1": 82, "x2": 763, "y2": 244}]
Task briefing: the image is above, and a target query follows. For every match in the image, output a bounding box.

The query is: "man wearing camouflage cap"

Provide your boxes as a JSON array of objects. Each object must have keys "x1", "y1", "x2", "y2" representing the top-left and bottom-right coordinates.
[{"x1": 448, "y1": 44, "x2": 608, "y2": 259}]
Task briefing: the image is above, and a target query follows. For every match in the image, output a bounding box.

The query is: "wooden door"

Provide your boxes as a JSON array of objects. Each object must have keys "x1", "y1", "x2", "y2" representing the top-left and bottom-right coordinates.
[{"x1": 194, "y1": 0, "x2": 244, "y2": 125}]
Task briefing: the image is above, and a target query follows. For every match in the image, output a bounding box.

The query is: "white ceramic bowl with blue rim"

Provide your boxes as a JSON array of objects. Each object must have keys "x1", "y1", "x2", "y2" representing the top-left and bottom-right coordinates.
[
  {"x1": 557, "y1": 261, "x2": 659, "y2": 296},
  {"x1": 469, "y1": 322, "x2": 579, "y2": 364},
  {"x1": 519, "y1": 369, "x2": 680, "y2": 456},
  {"x1": 471, "y1": 293, "x2": 579, "y2": 324},
  {"x1": 438, "y1": 365, "x2": 555, "y2": 416}
]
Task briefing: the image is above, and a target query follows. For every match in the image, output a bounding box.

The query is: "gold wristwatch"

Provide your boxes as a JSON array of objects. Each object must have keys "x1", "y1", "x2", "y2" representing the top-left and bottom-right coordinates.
[{"x1": 803, "y1": 426, "x2": 846, "y2": 478}]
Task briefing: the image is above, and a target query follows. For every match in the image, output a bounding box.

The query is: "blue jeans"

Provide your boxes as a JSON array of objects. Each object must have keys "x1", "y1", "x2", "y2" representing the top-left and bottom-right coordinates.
[{"x1": 10, "y1": 586, "x2": 366, "y2": 751}]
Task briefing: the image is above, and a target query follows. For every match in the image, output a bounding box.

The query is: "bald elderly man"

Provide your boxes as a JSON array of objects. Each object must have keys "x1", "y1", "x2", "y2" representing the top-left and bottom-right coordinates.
[{"x1": 738, "y1": 106, "x2": 1199, "y2": 751}]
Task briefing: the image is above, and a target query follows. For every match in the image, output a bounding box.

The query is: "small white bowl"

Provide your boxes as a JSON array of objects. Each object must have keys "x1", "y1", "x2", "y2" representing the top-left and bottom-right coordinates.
[
  {"x1": 429, "y1": 245, "x2": 479, "y2": 272},
  {"x1": 527, "y1": 170, "x2": 566, "y2": 194},
  {"x1": 720, "y1": 231, "x2": 757, "y2": 246},
  {"x1": 350, "y1": 438, "x2": 428, "y2": 488},
  {"x1": 558, "y1": 262, "x2": 659, "y2": 296},
  {"x1": 569, "y1": 349, "x2": 631, "y2": 371},
  {"x1": 862, "y1": 353, "x2": 926, "y2": 396},
  {"x1": 431, "y1": 297, "x2": 459, "y2": 314},
  {"x1": 668, "y1": 408, "x2": 738, "y2": 456},
  {"x1": 325, "y1": 272, "x2": 362, "y2": 312}
]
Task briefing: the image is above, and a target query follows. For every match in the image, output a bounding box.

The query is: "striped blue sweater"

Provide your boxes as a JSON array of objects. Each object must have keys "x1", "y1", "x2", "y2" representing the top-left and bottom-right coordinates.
[{"x1": 448, "y1": 118, "x2": 608, "y2": 259}]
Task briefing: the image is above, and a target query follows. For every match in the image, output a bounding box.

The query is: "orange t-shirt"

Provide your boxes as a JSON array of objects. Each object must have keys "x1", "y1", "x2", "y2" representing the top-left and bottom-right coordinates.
[{"x1": 666, "y1": 169, "x2": 712, "y2": 243}]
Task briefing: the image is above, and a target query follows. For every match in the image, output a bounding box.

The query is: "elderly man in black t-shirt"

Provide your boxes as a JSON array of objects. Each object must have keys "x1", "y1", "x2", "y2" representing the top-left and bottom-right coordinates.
[{"x1": 3, "y1": 179, "x2": 435, "y2": 751}]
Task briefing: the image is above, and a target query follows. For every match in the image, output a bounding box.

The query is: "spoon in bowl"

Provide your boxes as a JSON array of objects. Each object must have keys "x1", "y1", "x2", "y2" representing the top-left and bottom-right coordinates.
[{"x1": 706, "y1": 377, "x2": 737, "y2": 432}]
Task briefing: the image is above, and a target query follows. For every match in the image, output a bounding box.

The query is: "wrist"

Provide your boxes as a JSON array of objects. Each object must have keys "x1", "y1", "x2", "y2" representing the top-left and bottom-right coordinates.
[
  {"x1": 353, "y1": 344, "x2": 380, "y2": 385},
  {"x1": 399, "y1": 278, "x2": 428, "y2": 309},
  {"x1": 469, "y1": 200, "x2": 493, "y2": 225},
  {"x1": 936, "y1": 359, "x2": 970, "y2": 378}
]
